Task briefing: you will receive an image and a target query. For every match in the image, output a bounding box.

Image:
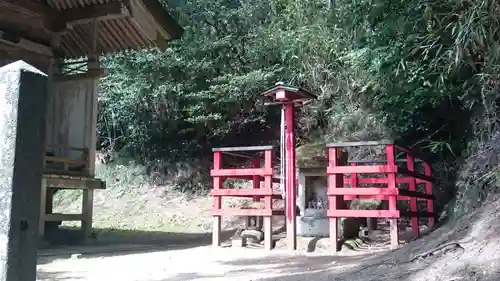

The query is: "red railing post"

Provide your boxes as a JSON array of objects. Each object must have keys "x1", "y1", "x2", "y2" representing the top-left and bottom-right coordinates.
[
  {"x1": 252, "y1": 157, "x2": 260, "y2": 202},
  {"x1": 263, "y1": 149, "x2": 273, "y2": 250},
  {"x1": 348, "y1": 162, "x2": 358, "y2": 200},
  {"x1": 212, "y1": 151, "x2": 223, "y2": 247},
  {"x1": 406, "y1": 154, "x2": 419, "y2": 236},
  {"x1": 424, "y1": 161, "x2": 435, "y2": 229},
  {"x1": 385, "y1": 144, "x2": 399, "y2": 246},
  {"x1": 327, "y1": 147, "x2": 347, "y2": 252},
  {"x1": 327, "y1": 147, "x2": 339, "y2": 251}
]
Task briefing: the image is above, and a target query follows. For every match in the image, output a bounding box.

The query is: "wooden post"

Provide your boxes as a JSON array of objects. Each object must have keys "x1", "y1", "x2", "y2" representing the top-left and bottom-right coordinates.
[
  {"x1": 424, "y1": 162, "x2": 435, "y2": 228},
  {"x1": 263, "y1": 149, "x2": 273, "y2": 250},
  {"x1": 284, "y1": 102, "x2": 297, "y2": 251},
  {"x1": 212, "y1": 151, "x2": 223, "y2": 247},
  {"x1": 39, "y1": 178, "x2": 47, "y2": 239},
  {"x1": 82, "y1": 189, "x2": 94, "y2": 243},
  {"x1": 0, "y1": 62, "x2": 48, "y2": 281},
  {"x1": 328, "y1": 147, "x2": 346, "y2": 252},
  {"x1": 252, "y1": 157, "x2": 260, "y2": 201},
  {"x1": 386, "y1": 144, "x2": 399, "y2": 247},
  {"x1": 86, "y1": 19, "x2": 100, "y2": 177},
  {"x1": 406, "y1": 154, "x2": 419, "y2": 236}
]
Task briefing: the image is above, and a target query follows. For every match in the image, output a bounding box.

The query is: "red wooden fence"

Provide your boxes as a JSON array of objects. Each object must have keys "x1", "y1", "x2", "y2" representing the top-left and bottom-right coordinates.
[{"x1": 327, "y1": 140, "x2": 435, "y2": 250}]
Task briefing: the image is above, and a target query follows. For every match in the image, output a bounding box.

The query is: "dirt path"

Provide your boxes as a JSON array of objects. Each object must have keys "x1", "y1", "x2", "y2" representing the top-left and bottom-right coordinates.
[{"x1": 37, "y1": 245, "x2": 364, "y2": 281}]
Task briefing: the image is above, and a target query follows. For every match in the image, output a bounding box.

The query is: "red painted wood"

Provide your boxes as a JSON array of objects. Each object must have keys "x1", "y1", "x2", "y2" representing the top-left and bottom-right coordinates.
[
  {"x1": 343, "y1": 194, "x2": 427, "y2": 201},
  {"x1": 350, "y1": 162, "x2": 358, "y2": 189},
  {"x1": 327, "y1": 165, "x2": 398, "y2": 174},
  {"x1": 328, "y1": 187, "x2": 398, "y2": 196},
  {"x1": 212, "y1": 209, "x2": 277, "y2": 216},
  {"x1": 252, "y1": 157, "x2": 260, "y2": 201},
  {"x1": 232, "y1": 175, "x2": 281, "y2": 183},
  {"x1": 213, "y1": 152, "x2": 223, "y2": 212},
  {"x1": 327, "y1": 209, "x2": 400, "y2": 218},
  {"x1": 210, "y1": 189, "x2": 275, "y2": 196},
  {"x1": 407, "y1": 154, "x2": 420, "y2": 236},
  {"x1": 424, "y1": 162, "x2": 435, "y2": 228},
  {"x1": 284, "y1": 103, "x2": 297, "y2": 250},
  {"x1": 347, "y1": 177, "x2": 428, "y2": 185},
  {"x1": 210, "y1": 168, "x2": 273, "y2": 177}
]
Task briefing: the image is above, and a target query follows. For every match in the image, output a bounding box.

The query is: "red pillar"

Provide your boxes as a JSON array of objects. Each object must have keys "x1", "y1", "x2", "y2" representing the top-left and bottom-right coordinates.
[
  {"x1": 406, "y1": 155, "x2": 419, "y2": 236},
  {"x1": 284, "y1": 102, "x2": 297, "y2": 250},
  {"x1": 385, "y1": 144, "x2": 400, "y2": 246}
]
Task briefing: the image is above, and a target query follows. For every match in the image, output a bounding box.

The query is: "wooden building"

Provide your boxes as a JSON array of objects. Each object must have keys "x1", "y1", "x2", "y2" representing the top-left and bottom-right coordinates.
[{"x1": 0, "y1": 0, "x2": 183, "y2": 243}]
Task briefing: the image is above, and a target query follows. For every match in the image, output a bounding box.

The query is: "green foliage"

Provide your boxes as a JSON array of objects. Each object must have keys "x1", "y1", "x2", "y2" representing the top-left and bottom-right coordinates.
[{"x1": 99, "y1": 0, "x2": 500, "y2": 208}]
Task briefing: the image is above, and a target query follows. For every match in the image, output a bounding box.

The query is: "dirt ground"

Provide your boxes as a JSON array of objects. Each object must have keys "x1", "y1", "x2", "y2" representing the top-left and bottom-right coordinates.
[{"x1": 37, "y1": 195, "x2": 500, "y2": 281}]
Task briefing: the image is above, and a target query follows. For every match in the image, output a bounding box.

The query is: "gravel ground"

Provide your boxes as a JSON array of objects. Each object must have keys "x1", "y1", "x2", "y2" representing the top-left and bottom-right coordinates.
[{"x1": 37, "y1": 196, "x2": 500, "y2": 281}]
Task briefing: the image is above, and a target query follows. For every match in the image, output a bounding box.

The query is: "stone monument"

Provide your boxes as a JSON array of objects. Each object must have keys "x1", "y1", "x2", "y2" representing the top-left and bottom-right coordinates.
[{"x1": 0, "y1": 61, "x2": 47, "y2": 281}]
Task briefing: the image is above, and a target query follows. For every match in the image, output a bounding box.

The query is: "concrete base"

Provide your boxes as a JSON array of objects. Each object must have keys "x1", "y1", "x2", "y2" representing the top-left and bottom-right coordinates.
[
  {"x1": 296, "y1": 209, "x2": 329, "y2": 237},
  {"x1": 231, "y1": 236, "x2": 247, "y2": 248}
]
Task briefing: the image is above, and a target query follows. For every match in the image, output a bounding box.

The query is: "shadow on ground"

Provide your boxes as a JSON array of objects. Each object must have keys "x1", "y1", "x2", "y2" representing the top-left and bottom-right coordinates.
[
  {"x1": 38, "y1": 227, "x2": 236, "y2": 264},
  {"x1": 164, "y1": 198, "x2": 500, "y2": 281}
]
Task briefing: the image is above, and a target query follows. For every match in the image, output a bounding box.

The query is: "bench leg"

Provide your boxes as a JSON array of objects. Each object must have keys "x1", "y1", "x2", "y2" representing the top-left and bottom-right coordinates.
[
  {"x1": 38, "y1": 179, "x2": 47, "y2": 239},
  {"x1": 263, "y1": 216, "x2": 272, "y2": 250},
  {"x1": 82, "y1": 189, "x2": 94, "y2": 243},
  {"x1": 330, "y1": 217, "x2": 339, "y2": 252},
  {"x1": 212, "y1": 216, "x2": 221, "y2": 248}
]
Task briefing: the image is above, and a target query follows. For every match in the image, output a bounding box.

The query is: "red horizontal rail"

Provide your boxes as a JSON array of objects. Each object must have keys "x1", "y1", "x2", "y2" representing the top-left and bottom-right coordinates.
[
  {"x1": 343, "y1": 195, "x2": 428, "y2": 201},
  {"x1": 210, "y1": 168, "x2": 273, "y2": 177},
  {"x1": 328, "y1": 187, "x2": 398, "y2": 196},
  {"x1": 210, "y1": 189, "x2": 278, "y2": 197},
  {"x1": 327, "y1": 209, "x2": 400, "y2": 218},
  {"x1": 237, "y1": 175, "x2": 281, "y2": 183},
  {"x1": 327, "y1": 165, "x2": 397, "y2": 174},
  {"x1": 212, "y1": 209, "x2": 283, "y2": 216},
  {"x1": 344, "y1": 177, "x2": 428, "y2": 185},
  {"x1": 400, "y1": 211, "x2": 436, "y2": 218}
]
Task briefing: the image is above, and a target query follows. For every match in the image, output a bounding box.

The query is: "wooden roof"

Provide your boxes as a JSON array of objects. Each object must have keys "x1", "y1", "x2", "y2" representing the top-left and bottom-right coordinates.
[{"x1": 0, "y1": 0, "x2": 183, "y2": 59}]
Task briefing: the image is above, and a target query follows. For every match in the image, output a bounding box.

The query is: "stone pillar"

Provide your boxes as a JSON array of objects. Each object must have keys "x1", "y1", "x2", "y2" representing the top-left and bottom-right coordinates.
[{"x1": 0, "y1": 61, "x2": 47, "y2": 281}]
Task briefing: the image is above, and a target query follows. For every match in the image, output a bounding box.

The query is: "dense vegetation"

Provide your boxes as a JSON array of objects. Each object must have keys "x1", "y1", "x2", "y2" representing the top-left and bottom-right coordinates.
[{"x1": 98, "y1": 0, "x2": 500, "y2": 217}]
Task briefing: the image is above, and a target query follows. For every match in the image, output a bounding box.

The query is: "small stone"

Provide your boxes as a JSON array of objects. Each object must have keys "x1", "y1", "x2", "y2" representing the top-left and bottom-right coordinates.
[
  {"x1": 231, "y1": 236, "x2": 247, "y2": 248},
  {"x1": 70, "y1": 253, "x2": 83, "y2": 260},
  {"x1": 241, "y1": 229, "x2": 264, "y2": 243}
]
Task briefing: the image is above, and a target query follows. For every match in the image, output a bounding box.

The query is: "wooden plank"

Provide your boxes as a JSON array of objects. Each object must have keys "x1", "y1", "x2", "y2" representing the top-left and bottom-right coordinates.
[
  {"x1": 44, "y1": 213, "x2": 84, "y2": 221},
  {"x1": 210, "y1": 189, "x2": 275, "y2": 197},
  {"x1": 210, "y1": 168, "x2": 273, "y2": 177},
  {"x1": 326, "y1": 140, "x2": 394, "y2": 148},
  {"x1": 43, "y1": 168, "x2": 88, "y2": 177},
  {"x1": 398, "y1": 168, "x2": 436, "y2": 182},
  {"x1": 348, "y1": 159, "x2": 424, "y2": 164},
  {"x1": 140, "y1": 0, "x2": 183, "y2": 40},
  {"x1": 44, "y1": 156, "x2": 87, "y2": 165},
  {"x1": 46, "y1": 144, "x2": 89, "y2": 152},
  {"x1": 398, "y1": 189, "x2": 435, "y2": 200},
  {"x1": 343, "y1": 194, "x2": 430, "y2": 201},
  {"x1": 327, "y1": 165, "x2": 397, "y2": 174},
  {"x1": 400, "y1": 211, "x2": 436, "y2": 218},
  {"x1": 53, "y1": 1, "x2": 130, "y2": 32},
  {"x1": 53, "y1": 69, "x2": 106, "y2": 82},
  {"x1": 212, "y1": 146, "x2": 274, "y2": 152},
  {"x1": 327, "y1": 209, "x2": 400, "y2": 218},
  {"x1": 328, "y1": 187, "x2": 398, "y2": 196},
  {"x1": 212, "y1": 209, "x2": 281, "y2": 216},
  {"x1": 351, "y1": 177, "x2": 429, "y2": 185},
  {"x1": 43, "y1": 175, "x2": 106, "y2": 190}
]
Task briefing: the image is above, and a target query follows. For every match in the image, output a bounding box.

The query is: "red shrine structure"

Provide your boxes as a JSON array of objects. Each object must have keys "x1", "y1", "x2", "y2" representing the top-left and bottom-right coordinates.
[{"x1": 210, "y1": 83, "x2": 436, "y2": 251}]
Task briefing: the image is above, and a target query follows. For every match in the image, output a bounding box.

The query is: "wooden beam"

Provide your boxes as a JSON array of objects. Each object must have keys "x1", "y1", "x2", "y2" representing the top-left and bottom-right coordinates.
[
  {"x1": 0, "y1": 29, "x2": 53, "y2": 57},
  {"x1": 1, "y1": 0, "x2": 56, "y2": 18},
  {"x1": 52, "y1": 1, "x2": 131, "y2": 32},
  {"x1": 2, "y1": 0, "x2": 130, "y2": 33}
]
